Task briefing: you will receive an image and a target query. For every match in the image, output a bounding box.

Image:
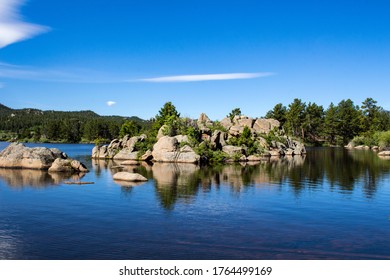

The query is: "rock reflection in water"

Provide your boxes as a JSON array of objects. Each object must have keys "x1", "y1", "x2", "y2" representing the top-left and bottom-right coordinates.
[
  {"x1": 0, "y1": 168, "x2": 85, "y2": 188},
  {"x1": 90, "y1": 148, "x2": 390, "y2": 209}
]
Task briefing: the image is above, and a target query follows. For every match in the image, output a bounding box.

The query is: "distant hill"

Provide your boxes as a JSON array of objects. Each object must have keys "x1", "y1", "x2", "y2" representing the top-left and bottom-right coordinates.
[{"x1": 0, "y1": 103, "x2": 149, "y2": 143}]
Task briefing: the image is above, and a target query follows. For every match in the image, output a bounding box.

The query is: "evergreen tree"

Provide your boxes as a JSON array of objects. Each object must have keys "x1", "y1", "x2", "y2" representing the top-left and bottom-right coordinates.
[
  {"x1": 227, "y1": 108, "x2": 242, "y2": 121},
  {"x1": 119, "y1": 120, "x2": 141, "y2": 138},
  {"x1": 285, "y1": 98, "x2": 306, "y2": 138},
  {"x1": 361, "y1": 97, "x2": 381, "y2": 132},
  {"x1": 155, "y1": 102, "x2": 180, "y2": 127},
  {"x1": 335, "y1": 99, "x2": 362, "y2": 145},
  {"x1": 302, "y1": 102, "x2": 324, "y2": 142},
  {"x1": 323, "y1": 103, "x2": 338, "y2": 145},
  {"x1": 265, "y1": 103, "x2": 287, "y2": 126}
]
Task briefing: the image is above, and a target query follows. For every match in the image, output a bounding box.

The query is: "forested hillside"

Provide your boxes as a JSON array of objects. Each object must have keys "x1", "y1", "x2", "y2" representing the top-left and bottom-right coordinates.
[{"x1": 0, "y1": 104, "x2": 149, "y2": 143}]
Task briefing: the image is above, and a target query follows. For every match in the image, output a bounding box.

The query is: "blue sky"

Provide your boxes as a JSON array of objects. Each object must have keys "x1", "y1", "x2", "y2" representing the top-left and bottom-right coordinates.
[{"x1": 1, "y1": 0, "x2": 390, "y2": 120}]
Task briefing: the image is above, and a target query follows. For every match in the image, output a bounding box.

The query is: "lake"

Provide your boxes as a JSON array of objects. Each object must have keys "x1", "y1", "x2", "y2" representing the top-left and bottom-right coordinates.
[{"x1": 0, "y1": 142, "x2": 389, "y2": 259}]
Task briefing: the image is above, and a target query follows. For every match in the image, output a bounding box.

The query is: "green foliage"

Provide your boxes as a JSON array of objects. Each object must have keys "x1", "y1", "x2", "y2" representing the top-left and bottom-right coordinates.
[
  {"x1": 375, "y1": 131, "x2": 390, "y2": 148},
  {"x1": 302, "y1": 102, "x2": 324, "y2": 142},
  {"x1": 335, "y1": 99, "x2": 362, "y2": 145},
  {"x1": 262, "y1": 128, "x2": 287, "y2": 146},
  {"x1": 351, "y1": 130, "x2": 390, "y2": 148},
  {"x1": 119, "y1": 120, "x2": 141, "y2": 138},
  {"x1": 208, "y1": 121, "x2": 227, "y2": 133},
  {"x1": 0, "y1": 103, "x2": 148, "y2": 143},
  {"x1": 134, "y1": 136, "x2": 155, "y2": 157},
  {"x1": 194, "y1": 142, "x2": 229, "y2": 163},
  {"x1": 227, "y1": 108, "x2": 241, "y2": 121},
  {"x1": 265, "y1": 103, "x2": 287, "y2": 126},
  {"x1": 155, "y1": 102, "x2": 180, "y2": 127},
  {"x1": 323, "y1": 103, "x2": 338, "y2": 145},
  {"x1": 227, "y1": 126, "x2": 260, "y2": 156},
  {"x1": 285, "y1": 98, "x2": 306, "y2": 138}
]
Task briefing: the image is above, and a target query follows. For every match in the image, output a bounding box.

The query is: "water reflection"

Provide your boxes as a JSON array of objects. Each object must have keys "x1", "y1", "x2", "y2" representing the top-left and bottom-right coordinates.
[{"x1": 0, "y1": 168, "x2": 85, "y2": 188}]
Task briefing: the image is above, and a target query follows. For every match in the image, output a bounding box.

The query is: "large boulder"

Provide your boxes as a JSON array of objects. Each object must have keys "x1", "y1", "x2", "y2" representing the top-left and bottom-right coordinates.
[
  {"x1": 141, "y1": 150, "x2": 153, "y2": 161},
  {"x1": 237, "y1": 116, "x2": 254, "y2": 128},
  {"x1": 378, "y1": 151, "x2": 390, "y2": 156},
  {"x1": 229, "y1": 125, "x2": 244, "y2": 137},
  {"x1": 197, "y1": 113, "x2": 212, "y2": 126},
  {"x1": 0, "y1": 143, "x2": 60, "y2": 169},
  {"x1": 197, "y1": 113, "x2": 213, "y2": 133},
  {"x1": 253, "y1": 118, "x2": 280, "y2": 134},
  {"x1": 219, "y1": 117, "x2": 233, "y2": 130},
  {"x1": 152, "y1": 136, "x2": 199, "y2": 163},
  {"x1": 157, "y1": 125, "x2": 168, "y2": 140},
  {"x1": 113, "y1": 149, "x2": 138, "y2": 160},
  {"x1": 222, "y1": 145, "x2": 246, "y2": 157},
  {"x1": 174, "y1": 135, "x2": 190, "y2": 143},
  {"x1": 0, "y1": 143, "x2": 88, "y2": 172},
  {"x1": 153, "y1": 136, "x2": 178, "y2": 154}
]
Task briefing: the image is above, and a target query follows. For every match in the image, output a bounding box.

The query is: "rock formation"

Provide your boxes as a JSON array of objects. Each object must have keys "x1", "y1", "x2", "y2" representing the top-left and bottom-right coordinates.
[
  {"x1": 91, "y1": 112, "x2": 306, "y2": 163},
  {"x1": 0, "y1": 143, "x2": 88, "y2": 172},
  {"x1": 152, "y1": 136, "x2": 200, "y2": 163}
]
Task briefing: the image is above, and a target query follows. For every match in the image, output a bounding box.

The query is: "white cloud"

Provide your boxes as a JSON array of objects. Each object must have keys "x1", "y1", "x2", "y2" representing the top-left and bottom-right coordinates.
[
  {"x1": 137, "y1": 72, "x2": 274, "y2": 83},
  {"x1": 107, "y1": 101, "x2": 116, "y2": 107},
  {"x1": 0, "y1": 61, "x2": 124, "y2": 83},
  {"x1": 0, "y1": 0, "x2": 49, "y2": 48}
]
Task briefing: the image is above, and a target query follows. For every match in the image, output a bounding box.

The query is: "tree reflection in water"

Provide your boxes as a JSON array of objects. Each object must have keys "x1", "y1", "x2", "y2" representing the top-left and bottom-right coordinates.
[{"x1": 108, "y1": 148, "x2": 387, "y2": 209}]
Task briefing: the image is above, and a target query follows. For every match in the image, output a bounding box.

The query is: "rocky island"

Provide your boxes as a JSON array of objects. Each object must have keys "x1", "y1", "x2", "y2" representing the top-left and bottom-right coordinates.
[{"x1": 92, "y1": 111, "x2": 306, "y2": 164}]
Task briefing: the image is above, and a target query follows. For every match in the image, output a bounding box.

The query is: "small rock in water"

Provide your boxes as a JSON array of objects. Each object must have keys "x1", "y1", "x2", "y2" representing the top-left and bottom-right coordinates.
[{"x1": 113, "y1": 172, "x2": 147, "y2": 182}]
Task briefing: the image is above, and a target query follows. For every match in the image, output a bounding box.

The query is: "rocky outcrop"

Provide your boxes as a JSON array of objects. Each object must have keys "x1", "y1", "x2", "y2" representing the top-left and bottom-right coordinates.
[
  {"x1": 91, "y1": 113, "x2": 306, "y2": 164},
  {"x1": 253, "y1": 118, "x2": 280, "y2": 134},
  {"x1": 92, "y1": 134, "x2": 147, "y2": 159},
  {"x1": 0, "y1": 143, "x2": 88, "y2": 172},
  {"x1": 152, "y1": 136, "x2": 200, "y2": 163},
  {"x1": 0, "y1": 143, "x2": 61, "y2": 169},
  {"x1": 222, "y1": 145, "x2": 246, "y2": 157}
]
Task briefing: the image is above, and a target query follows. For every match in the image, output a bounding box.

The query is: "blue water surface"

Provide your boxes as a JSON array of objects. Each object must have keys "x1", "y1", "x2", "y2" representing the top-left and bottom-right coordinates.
[{"x1": 0, "y1": 142, "x2": 389, "y2": 259}]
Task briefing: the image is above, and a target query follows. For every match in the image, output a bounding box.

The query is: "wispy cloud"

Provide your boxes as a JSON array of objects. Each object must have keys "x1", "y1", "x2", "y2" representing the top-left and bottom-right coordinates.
[
  {"x1": 106, "y1": 101, "x2": 116, "y2": 107},
  {"x1": 0, "y1": 61, "x2": 124, "y2": 83},
  {"x1": 0, "y1": 0, "x2": 49, "y2": 48},
  {"x1": 137, "y1": 72, "x2": 274, "y2": 83}
]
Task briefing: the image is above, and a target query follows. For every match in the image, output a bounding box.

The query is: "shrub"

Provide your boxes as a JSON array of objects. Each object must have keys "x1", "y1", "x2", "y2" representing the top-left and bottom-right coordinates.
[{"x1": 375, "y1": 131, "x2": 390, "y2": 148}]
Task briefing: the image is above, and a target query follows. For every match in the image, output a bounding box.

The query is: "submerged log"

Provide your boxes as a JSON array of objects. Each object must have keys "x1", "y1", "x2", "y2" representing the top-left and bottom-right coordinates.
[{"x1": 64, "y1": 181, "x2": 95, "y2": 185}]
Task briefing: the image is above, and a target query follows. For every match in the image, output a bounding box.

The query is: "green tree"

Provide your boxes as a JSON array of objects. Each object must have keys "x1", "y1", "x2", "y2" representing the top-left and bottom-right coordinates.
[
  {"x1": 265, "y1": 103, "x2": 287, "y2": 127},
  {"x1": 335, "y1": 99, "x2": 362, "y2": 145},
  {"x1": 155, "y1": 102, "x2": 180, "y2": 127},
  {"x1": 302, "y1": 102, "x2": 324, "y2": 142},
  {"x1": 323, "y1": 103, "x2": 339, "y2": 145},
  {"x1": 285, "y1": 98, "x2": 306, "y2": 138},
  {"x1": 61, "y1": 118, "x2": 81, "y2": 143},
  {"x1": 119, "y1": 120, "x2": 141, "y2": 138},
  {"x1": 44, "y1": 120, "x2": 61, "y2": 140},
  {"x1": 227, "y1": 108, "x2": 242, "y2": 121},
  {"x1": 361, "y1": 97, "x2": 381, "y2": 132}
]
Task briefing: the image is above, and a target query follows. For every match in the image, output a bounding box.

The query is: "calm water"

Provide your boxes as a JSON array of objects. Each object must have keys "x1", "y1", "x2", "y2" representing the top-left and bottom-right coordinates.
[{"x1": 0, "y1": 142, "x2": 389, "y2": 260}]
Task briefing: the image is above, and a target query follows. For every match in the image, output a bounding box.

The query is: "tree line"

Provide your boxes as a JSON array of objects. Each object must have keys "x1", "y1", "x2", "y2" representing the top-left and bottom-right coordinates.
[
  {"x1": 265, "y1": 97, "x2": 390, "y2": 145},
  {"x1": 1, "y1": 97, "x2": 389, "y2": 146},
  {"x1": 0, "y1": 104, "x2": 148, "y2": 143}
]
